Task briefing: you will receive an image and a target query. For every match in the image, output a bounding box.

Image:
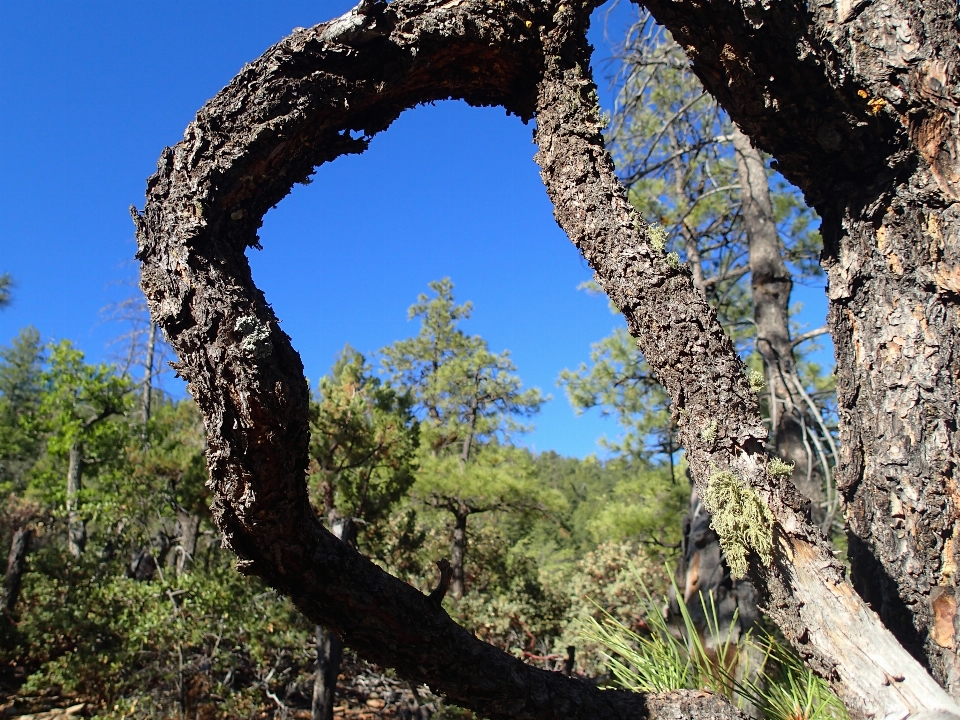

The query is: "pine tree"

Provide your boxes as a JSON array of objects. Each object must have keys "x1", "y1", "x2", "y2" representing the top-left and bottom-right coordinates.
[{"x1": 382, "y1": 279, "x2": 547, "y2": 598}]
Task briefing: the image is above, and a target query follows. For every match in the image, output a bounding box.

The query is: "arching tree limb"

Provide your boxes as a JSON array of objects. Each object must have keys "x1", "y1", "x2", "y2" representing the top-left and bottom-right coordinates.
[
  {"x1": 133, "y1": 1, "x2": 738, "y2": 717},
  {"x1": 133, "y1": 0, "x2": 959, "y2": 717}
]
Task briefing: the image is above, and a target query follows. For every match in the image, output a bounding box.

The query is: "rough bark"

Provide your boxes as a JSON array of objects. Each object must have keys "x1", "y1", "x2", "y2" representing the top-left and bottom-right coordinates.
[
  {"x1": 733, "y1": 126, "x2": 829, "y2": 527},
  {"x1": 66, "y1": 440, "x2": 85, "y2": 557},
  {"x1": 672, "y1": 128, "x2": 828, "y2": 654},
  {"x1": 2, "y1": 526, "x2": 33, "y2": 616},
  {"x1": 450, "y1": 507, "x2": 468, "y2": 599},
  {"x1": 640, "y1": 0, "x2": 960, "y2": 695},
  {"x1": 132, "y1": 0, "x2": 957, "y2": 717},
  {"x1": 534, "y1": 7, "x2": 957, "y2": 715}
]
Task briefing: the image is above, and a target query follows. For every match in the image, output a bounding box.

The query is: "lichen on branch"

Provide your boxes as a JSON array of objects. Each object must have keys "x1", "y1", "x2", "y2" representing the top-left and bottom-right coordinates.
[{"x1": 702, "y1": 469, "x2": 773, "y2": 579}]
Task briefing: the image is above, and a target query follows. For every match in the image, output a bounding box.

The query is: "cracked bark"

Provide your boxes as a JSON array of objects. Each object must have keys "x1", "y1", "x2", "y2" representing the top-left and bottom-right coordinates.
[
  {"x1": 132, "y1": 0, "x2": 959, "y2": 717},
  {"x1": 641, "y1": 0, "x2": 960, "y2": 696}
]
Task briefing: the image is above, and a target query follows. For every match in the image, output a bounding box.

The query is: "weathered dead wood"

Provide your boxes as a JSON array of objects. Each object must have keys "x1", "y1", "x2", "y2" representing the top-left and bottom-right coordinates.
[{"x1": 133, "y1": 0, "x2": 959, "y2": 717}]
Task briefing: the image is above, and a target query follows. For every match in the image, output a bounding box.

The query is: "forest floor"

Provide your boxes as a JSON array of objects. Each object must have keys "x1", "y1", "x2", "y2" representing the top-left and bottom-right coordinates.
[{"x1": 0, "y1": 652, "x2": 465, "y2": 720}]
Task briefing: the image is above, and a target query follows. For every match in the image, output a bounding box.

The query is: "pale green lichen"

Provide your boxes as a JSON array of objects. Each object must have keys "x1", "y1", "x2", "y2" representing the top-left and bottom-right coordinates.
[
  {"x1": 235, "y1": 315, "x2": 273, "y2": 359},
  {"x1": 648, "y1": 224, "x2": 668, "y2": 252},
  {"x1": 767, "y1": 457, "x2": 795, "y2": 479},
  {"x1": 702, "y1": 470, "x2": 774, "y2": 579},
  {"x1": 665, "y1": 251, "x2": 680, "y2": 268},
  {"x1": 700, "y1": 420, "x2": 718, "y2": 445},
  {"x1": 748, "y1": 369, "x2": 766, "y2": 393}
]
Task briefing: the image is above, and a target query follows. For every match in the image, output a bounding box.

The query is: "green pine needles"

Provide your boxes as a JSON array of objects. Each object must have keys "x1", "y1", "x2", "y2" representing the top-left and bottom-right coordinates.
[
  {"x1": 703, "y1": 470, "x2": 773, "y2": 579},
  {"x1": 580, "y1": 569, "x2": 848, "y2": 720}
]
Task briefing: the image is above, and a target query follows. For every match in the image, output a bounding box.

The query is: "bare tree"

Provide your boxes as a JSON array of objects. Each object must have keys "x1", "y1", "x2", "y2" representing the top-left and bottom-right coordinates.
[{"x1": 133, "y1": 0, "x2": 960, "y2": 718}]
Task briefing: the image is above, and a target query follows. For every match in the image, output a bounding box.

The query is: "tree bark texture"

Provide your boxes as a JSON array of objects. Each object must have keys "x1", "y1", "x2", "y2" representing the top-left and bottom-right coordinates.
[
  {"x1": 132, "y1": 0, "x2": 958, "y2": 717},
  {"x1": 673, "y1": 128, "x2": 831, "y2": 661},
  {"x1": 2, "y1": 526, "x2": 33, "y2": 616},
  {"x1": 450, "y1": 507, "x2": 468, "y2": 600},
  {"x1": 66, "y1": 440, "x2": 85, "y2": 557},
  {"x1": 641, "y1": 0, "x2": 960, "y2": 695}
]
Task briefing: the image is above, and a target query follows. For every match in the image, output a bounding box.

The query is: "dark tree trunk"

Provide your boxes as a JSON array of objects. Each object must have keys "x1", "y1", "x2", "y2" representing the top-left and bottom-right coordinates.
[
  {"x1": 450, "y1": 507, "x2": 468, "y2": 600},
  {"x1": 2, "y1": 526, "x2": 33, "y2": 616},
  {"x1": 133, "y1": 0, "x2": 960, "y2": 716},
  {"x1": 66, "y1": 440, "x2": 85, "y2": 557},
  {"x1": 641, "y1": 0, "x2": 960, "y2": 695},
  {"x1": 312, "y1": 625, "x2": 343, "y2": 720},
  {"x1": 312, "y1": 516, "x2": 355, "y2": 720}
]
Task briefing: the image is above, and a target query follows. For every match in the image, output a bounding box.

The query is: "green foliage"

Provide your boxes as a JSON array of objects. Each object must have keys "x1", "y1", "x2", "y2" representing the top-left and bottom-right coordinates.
[
  {"x1": 581, "y1": 569, "x2": 847, "y2": 720},
  {"x1": 382, "y1": 278, "x2": 544, "y2": 457},
  {"x1": 12, "y1": 544, "x2": 311, "y2": 716},
  {"x1": 703, "y1": 470, "x2": 774, "y2": 579},
  {"x1": 737, "y1": 632, "x2": 849, "y2": 720},
  {"x1": 39, "y1": 340, "x2": 132, "y2": 456},
  {"x1": 0, "y1": 273, "x2": 13, "y2": 309},
  {"x1": 559, "y1": 326, "x2": 673, "y2": 461},
  {"x1": 767, "y1": 457, "x2": 796, "y2": 479},
  {"x1": 309, "y1": 345, "x2": 419, "y2": 533},
  {"x1": 0, "y1": 327, "x2": 45, "y2": 494},
  {"x1": 381, "y1": 280, "x2": 550, "y2": 596},
  {"x1": 582, "y1": 570, "x2": 738, "y2": 694}
]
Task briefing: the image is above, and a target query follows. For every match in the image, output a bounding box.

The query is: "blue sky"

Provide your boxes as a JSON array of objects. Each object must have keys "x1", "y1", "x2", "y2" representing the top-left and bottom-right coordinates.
[{"x1": 0, "y1": 1, "x2": 831, "y2": 458}]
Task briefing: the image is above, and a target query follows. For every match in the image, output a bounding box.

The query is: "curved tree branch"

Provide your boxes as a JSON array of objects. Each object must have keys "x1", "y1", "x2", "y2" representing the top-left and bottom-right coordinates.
[
  {"x1": 133, "y1": 0, "x2": 960, "y2": 718},
  {"x1": 133, "y1": 1, "x2": 738, "y2": 718}
]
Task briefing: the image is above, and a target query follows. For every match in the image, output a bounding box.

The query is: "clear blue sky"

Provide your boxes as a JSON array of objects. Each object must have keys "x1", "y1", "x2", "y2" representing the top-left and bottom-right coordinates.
[{"x1": 0, "y1": 0, "x2": 831, "y2": 458}]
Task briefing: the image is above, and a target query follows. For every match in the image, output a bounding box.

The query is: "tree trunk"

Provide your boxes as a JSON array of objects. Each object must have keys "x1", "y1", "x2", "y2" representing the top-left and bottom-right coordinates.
[
  {"x1": 831, "y1": 164, "x2": 960, "y2": 692},
  {"x1": 312, "y1": 516, "x2": 356, "y2": 720},
  {"x1": 732, "y1": 126, "x2": 828, "y2": 527},
  {"x1": 450, "y1": 507, "x2": 468, "y2": 599},
  {"x1": 2, "y1": 526, "x2": 33, "y2": 616},
  {"x1": 66, "y1": 439, "x2": 85, "y2": 557},
  {"x1": 672, "y1": 129, "x2": 825, "y2": 709},
  {"x1": 641, "y1": 0, "x2": 960, "y2": 695},
  {"x1": 175, "y1": 509, "x2": 200, "y2": 576},
  {"x1": 313, "y1": 625, "x2": 343, "y2": 720},
  {"x1": 141, "y1": 320, "x2": 157, "y2": 430},
  {"x1": 133, "y1": 0, "x2": 960, "y2": 716}
]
